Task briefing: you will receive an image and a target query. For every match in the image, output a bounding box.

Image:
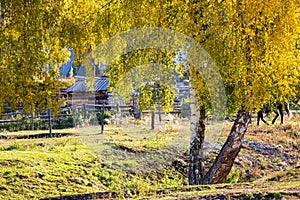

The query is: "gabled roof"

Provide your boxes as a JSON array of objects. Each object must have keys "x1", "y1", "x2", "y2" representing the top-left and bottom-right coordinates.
[
  {"x1": 59, "y1": 49, "x2": 74, "y2": 78},
  {"x1": 94, "y1": 78, "x2": 109, "y2": 91},
  {"x1": 67, "y1": 78, "x2": 109, "y2": 93},
  {"x1": 58, "y1": 49, "x2": 107, "y2": 78}
]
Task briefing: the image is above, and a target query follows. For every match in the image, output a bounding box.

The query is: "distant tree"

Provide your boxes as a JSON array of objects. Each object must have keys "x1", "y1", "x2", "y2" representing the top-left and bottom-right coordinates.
[{"x1": 106, "y1": 50, "x2": 177, "y2": 114}]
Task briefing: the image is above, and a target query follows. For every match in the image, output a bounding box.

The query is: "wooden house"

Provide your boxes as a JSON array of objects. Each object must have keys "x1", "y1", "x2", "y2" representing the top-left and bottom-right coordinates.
[
  {"x1": 57, "y1": 49, "x2": 111, "y2": 107},
  {"x1": 66, "y1": 77, "x2": 109, "y2": 106}
]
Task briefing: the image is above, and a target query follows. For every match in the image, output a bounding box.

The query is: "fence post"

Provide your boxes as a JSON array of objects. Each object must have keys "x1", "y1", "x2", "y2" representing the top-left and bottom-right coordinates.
[
  {"x1": 83, "y1": 104, "x2": 86, "y2": 119},
  {"x1": 72, "y1": 107, "x2": 77, "y2": 128},
  {"x1": 100, "y1": 104, "x2": 104, "y2": 134}
]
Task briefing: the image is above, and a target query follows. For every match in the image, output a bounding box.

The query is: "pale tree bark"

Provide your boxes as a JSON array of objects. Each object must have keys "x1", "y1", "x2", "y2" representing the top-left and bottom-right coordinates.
[
  {"x1": 188, "y1": 89, "x2": 206, "y2": 185},
  {"x1": 188, "y1": 105, "x2": 206, "y2": 185},
  {"x1": 203, "y1": 108, "x2": 251, "y2": 184}
]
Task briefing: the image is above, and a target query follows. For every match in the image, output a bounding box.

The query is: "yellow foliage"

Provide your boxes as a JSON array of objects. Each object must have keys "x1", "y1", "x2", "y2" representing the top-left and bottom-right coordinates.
[{"x1": 1, "y1": 0, "x2": 299, "y2": 114}]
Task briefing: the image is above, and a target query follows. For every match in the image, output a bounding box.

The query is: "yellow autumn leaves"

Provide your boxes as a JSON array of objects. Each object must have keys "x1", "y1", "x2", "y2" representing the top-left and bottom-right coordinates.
[{"x1": 1, "y1": 0, "x2": 299, "y2": 114}]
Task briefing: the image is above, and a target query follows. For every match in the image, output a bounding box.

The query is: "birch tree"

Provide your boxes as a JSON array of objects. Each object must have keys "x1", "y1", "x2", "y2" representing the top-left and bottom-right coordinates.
[{"x1": 1, "y1": 0, "x2": 299, "y2": 185}]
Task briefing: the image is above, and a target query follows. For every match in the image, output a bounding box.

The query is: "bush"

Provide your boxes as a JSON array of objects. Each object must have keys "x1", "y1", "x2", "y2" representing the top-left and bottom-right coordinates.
[
  {"x1": 0, "y1": 116, "x2": 75, "y2": 132},
  {"x1": 96, "y1": 111, "x2": 111, "y2": 125},
  {"x1": 52, "y1": 117, "x2": 74, "y2": 129}
]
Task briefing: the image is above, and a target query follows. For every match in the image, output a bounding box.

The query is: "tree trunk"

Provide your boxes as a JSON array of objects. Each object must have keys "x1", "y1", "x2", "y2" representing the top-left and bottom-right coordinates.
[
  {"x1": 203, "y1": 108, "x2": 251, "y2": 184},
  {"x1": 188, "y1": 105, "x2": 206, "y2": 185},
  {"x1": 100, "y1": 104, "x2": 104, "y2": 134},
  {"x1": 158, "y1": 104, "x2": 162, "y2": 123},
  {"x1": 133, "y1": 98, "x2": 141, "y2": 119},
  {"x1": 47, "y1": 108, "x2": 53, "y2": 138},
  {"x1": 116, "y1": 103, "x2": 121, "y2": 125},
  {"x1": 151, "y1": 110, "x2": 155, "y2": 130},
  {"x1": 31, "y1": 111, "x2": 34, "y2": 131}
]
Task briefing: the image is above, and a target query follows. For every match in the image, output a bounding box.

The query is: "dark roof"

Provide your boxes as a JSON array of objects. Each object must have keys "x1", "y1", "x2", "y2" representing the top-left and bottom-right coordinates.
[
  {"x1": 94, "y1": 78, "x2": 109, "y2": 91},
  {"x1": 67, "y1": 78, "x2": 109, "y2": 93},
  {"x1": 59, "y1": 49, "x2": 74, "y2": 78},
  {"x1": 58, "y1": 49, "x2": 107, "y2": 78},
  {"x1": 66, "y1": 81, "x2": 88, "y2": 92},
  {"x1": 76, "y1": 65, "x2": 86, "y2": 76}
]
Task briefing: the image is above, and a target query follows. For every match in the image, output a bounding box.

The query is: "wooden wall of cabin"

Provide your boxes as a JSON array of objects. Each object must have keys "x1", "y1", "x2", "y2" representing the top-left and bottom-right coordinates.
[{"x1": 67, "y1": 91, "x2": 108, "y2": 106}]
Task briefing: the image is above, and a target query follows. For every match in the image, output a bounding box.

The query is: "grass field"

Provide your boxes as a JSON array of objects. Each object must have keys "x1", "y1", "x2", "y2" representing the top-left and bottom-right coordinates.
[{"x1": 0, "y1": 118, "x2": 299, "y2": 199}]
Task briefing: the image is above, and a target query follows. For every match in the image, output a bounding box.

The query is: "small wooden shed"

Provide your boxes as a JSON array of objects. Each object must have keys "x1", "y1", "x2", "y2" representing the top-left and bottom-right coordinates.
[{"x1": 66, "y1": 77, "x2": 109, "y2": 106}]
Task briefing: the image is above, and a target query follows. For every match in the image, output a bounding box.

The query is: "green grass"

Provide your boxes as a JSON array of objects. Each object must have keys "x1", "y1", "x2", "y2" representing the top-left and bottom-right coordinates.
[
  {"x1": 0, "y1": 138, "x2": 107, "y2": 199},
  {"x1": 0, "y1": 121, "x2": 300, "y2": 199},
  {"x1": 75, "y1": 123, "x2": 190, "y2": 174},
  {"x1": 0, "y1": 135, "x2": 186, "y2": 199},
  {"x1": 111, "y1": 125, "x2": 181, "y2": 152}
]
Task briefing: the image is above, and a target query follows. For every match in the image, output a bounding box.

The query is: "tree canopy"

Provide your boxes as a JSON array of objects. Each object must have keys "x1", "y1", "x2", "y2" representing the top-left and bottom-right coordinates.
[
  {"x1": 1, "y1": 0, "x2": 299, "y2": 184},
  {"x1": 190, "y1": 0, "x2": 300, "y2": 112},
  {"x1": 0, "y1": 0, "x2": 101, "y2": 112},
  {"x1": 91, "y1": 0, "x2": 300, "y2": 114},
  {"x1": 1, "y1": 0, "x2": 299, "y2": 112}
]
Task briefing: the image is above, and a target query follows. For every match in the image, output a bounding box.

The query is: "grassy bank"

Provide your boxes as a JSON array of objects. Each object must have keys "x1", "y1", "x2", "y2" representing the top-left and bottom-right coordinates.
[
  {"x1": 0, "y1": 127, "x2": 186, "y2": 199},
  {"x1": 0, "y1": 121, "x2": 299, "y2": 199}
]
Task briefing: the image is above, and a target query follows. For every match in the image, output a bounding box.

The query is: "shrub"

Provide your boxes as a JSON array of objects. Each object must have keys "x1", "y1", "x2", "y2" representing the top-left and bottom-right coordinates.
[{"x1": 96, "y1": 111, "x2": 111, "y2": 125}]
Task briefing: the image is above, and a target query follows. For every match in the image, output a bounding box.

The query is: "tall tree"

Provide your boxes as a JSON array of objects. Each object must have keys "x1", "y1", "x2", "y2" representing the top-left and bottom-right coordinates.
[
  {"x1": 1, "y1": 0, "x2": 299, "y2": 185},
  {"x1": 0, "y1": 0, "x2": 100, "y2": 113},
  {"x1": 187, "y1": 0, "x2": 300, "y2": 184},
  {"x1": 96, "y1": 0, "x2": 300, "y2": 184}
]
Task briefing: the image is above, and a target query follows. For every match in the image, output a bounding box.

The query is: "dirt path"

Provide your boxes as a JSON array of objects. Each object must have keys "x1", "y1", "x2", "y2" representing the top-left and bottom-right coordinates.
[{"x1": 40, "y1": 181, "x2": 300, "y2": 200}]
